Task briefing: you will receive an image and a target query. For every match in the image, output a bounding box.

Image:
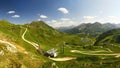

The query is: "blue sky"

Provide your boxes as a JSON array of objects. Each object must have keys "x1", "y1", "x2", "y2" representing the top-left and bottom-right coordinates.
[{"x1": 0, "y1": 0, "x2": 120, "y2": 27}]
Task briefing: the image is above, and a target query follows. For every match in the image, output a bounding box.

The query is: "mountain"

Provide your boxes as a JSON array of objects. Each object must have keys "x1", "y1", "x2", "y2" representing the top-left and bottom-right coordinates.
[
  {"x1": 0, "y1": 20, "x2": 49, "y2": 67},
  {"x1": 93, "y1": 28, "x2": 120, "y2": 53},
  {"x1": 0, "y1": 20, "x2": 84, "y2": 67},
  {"x1": 57, "y1": 25, "x2": 75, "y2": 32},
  {"x1": 57, "y1": 22, "x2": 120, "y2": 35},
  {"x1": 94, "y1": 28, "x2": 120, "y2": 46},
  {"x1": 23, "y1": 21, "x2": 64, "y2": 48},
  {"x1": 0, "y1": 20, "x2": 119, "y2": 68},
  {"x1": 0, "y1": 20, "x2": 67, "y2": 67}
]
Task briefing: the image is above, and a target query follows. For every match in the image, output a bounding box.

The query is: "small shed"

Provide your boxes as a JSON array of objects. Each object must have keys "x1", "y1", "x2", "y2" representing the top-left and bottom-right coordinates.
[{"x1": 46, "y1": 48, "x2": 58, "y2": 57}]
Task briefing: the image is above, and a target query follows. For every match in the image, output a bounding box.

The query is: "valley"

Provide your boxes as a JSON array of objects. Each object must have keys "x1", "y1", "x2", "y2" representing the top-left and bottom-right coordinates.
[
  {"x1": 0, "y1": 20, "x2": 119, "y2": 68},
  {"x1": 1, "y1": 0, "x2": 120, "y2": 68}
]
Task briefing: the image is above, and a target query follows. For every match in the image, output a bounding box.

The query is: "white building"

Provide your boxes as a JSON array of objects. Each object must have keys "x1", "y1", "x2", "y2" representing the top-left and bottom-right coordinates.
[{"x1": 46, "y1": 48, "x2": 58, "y2": 57}]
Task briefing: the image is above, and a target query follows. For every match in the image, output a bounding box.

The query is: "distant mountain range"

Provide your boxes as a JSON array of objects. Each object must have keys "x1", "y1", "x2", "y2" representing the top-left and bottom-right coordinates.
[{"x1": 57, "y1": 22, "x2": 120, "y2": 35}]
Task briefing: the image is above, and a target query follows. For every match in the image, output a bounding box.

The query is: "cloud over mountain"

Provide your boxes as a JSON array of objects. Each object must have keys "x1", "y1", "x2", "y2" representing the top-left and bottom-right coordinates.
[
  {"x1": 40, "y1": 15, "x2": 48, "y2": 19},
  {"x1": 47, "y1": 18, "x2": 79, "y2": 27},
  {"x1": 83, "y1": 16, "x2": 96, "y2": 20}
]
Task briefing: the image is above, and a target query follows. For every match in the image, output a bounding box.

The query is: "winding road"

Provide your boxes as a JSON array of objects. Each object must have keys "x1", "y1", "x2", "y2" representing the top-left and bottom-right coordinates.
[
  {"x1": 20, "y1": 27, "x2": 120, "y2": 68},
  {"x1": 71, "y1": 50, "x2": 120, "y2": 57},
  {"x1": 21, "y1": 27, "x2": 120, "y2": 59},
  {"x1": 21, "y1": 28, "x2": 77, "y2": 68},
  {"x1": 21, "y1": 28, "x2": 39, "y2": 49},
  {"x1": 21, "y1": 28, "x2": 76, "y2": 62}
]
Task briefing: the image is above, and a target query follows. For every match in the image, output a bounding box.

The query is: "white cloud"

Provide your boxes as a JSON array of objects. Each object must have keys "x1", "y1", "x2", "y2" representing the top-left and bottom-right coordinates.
[
  {"x1": 58, "y1": 8, "x2": 69, "y2": 14},
  {"x1": 108, "y1": 16, "x2": 119, "y2": 19},
  {"x1": 46, "y1": 20, "x2": 61, "y2": 27},
  {"x1": 46, "y1": 16, "x2": 120, "y2": 28},
  {"x1": 46, "y1": 19, "x2": 80, "y2": 27},
  {"x1": 40, "y1": 15, "x2": 48, "y2": 19},
  {"x1": 8, "y1": 11, "x2": 15, "y2": 14},
  {"x1": 98, "y1": 16, "x2": 120, "y2": 24},
  {"x1": 83, "y1": 16, "x2": 96, "y2": 20},
  {"x1": 81, "y1": 16, "x2": 97, "y2": 23},
  {"x1": 81, "y1": 16, "x2": 120, "y2": 24},
  {"x1": 11, "y1": 15, "x2": 20, "y2": 18}
]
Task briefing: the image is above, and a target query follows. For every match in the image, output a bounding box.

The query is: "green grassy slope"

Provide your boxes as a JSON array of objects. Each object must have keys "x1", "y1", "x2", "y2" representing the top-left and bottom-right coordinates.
[
  {"x1": 94, "y1": 28, "x2": 120, "y2": 46},
  {"x1": 94, "y1": 28, "x2": 120, "y2": 53},
  {"x1": 0, "y1": 20, "x2": 48, "y2": 67},
  {"x1": 22, "y1": 21, "x2": 87, "y2": 50},
  {"x1": 0, "y1": 20, "x2": 119, "y2": 68},
  {"x1": 0, "y1": 20, "x2": 88, "y2": 67}
]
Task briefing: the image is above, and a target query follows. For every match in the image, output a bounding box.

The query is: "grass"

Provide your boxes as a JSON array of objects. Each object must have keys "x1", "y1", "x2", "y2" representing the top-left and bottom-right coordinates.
[{"x1": 0, "y1": 20, "x2": 119, "y2": 68}]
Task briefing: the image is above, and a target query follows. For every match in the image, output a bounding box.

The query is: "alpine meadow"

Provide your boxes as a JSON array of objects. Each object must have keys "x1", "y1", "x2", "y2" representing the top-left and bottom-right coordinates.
[{"x1": 0, "y1": 0, "x2": 120, "y2": 68}]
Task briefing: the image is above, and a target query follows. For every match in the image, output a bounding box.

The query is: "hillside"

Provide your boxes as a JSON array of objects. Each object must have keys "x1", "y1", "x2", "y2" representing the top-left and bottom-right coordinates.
[
  {"x1": 94, "y1": 28, "x2": 120, "y2": 53},
  {"x1": 0, "y1": 20, "x2": 66, "y2": 67},
  {"x1": 94, "y1": 28, "x2": 120, "y2": 46},
  {"x1": 23, "y1": 21, "x2": 63, "y2": 47},
  {"x1": 58, "y1": 22, "x2": 120, "y2": 35},
  {"x1": 0, "y1": 20, "x2": 47, "y2": 67},
  {"x1": 0, "y1": 20, "x2": 85, "y2": 67},
  {"x1": 0, "y1": 20, "x2": 120, "y2": 68}
]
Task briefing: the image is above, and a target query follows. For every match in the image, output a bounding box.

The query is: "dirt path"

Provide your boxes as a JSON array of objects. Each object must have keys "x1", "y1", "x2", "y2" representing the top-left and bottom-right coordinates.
[
  {"x1": 106, "y1": 48, "x2": 113, "y2": 52},
  {"x1": 49, "y1": 57, "x2": 76, "y2": 61},
  {"x1": 71, "y1": 50, "x2": 120, "y2": 57},
  {"x1": 22, "y1": 28, "x2": 76, "y2": 63},
  {"x1": 49, "y1": 57, "x2": 76, "y2": 68},
  {"x1": 21, "y1": 28, "x2": 39, "y2": 49}
]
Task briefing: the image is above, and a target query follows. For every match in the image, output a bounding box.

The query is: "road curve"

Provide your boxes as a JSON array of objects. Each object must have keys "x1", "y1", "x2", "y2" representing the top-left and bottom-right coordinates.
[
  {"x1": 21, "y1": 28, "x2": 76, "y2": 62},
  {"x1": 21, "y1": 28, "x2": 39, "y2": 49}
]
